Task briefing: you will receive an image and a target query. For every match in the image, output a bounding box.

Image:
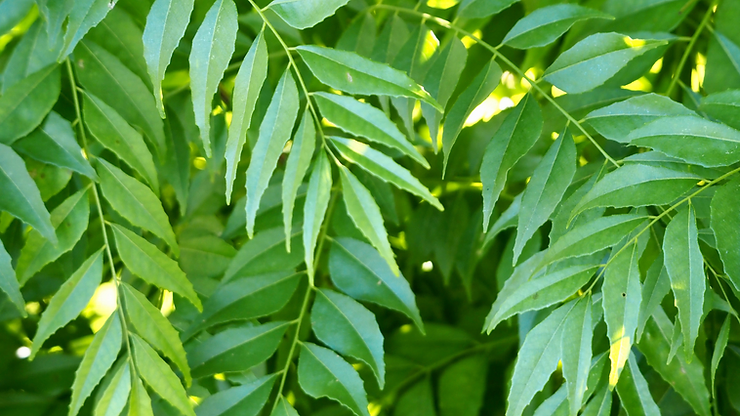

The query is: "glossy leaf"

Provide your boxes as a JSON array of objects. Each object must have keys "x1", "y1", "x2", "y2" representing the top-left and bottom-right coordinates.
[
  {"x1": 224, "y1": 227, "x2": 304, "y2": 281},
  {"x1": 481, "y1": 93, "x2": 543, "y2": 230},
  {"x1": 0, "y1": 64, "x2": 60, "y2": 145},
  {"x1": 60, "y1": 0, "x2": 111, "y2": 58},
  {"x1": 95, "y1": 360, "x2": 131, "y2": 416},
  {"x1": 615, "y1": 353, "x2": 660, "y2": 416},
  {"x1": 270, "y1": 0, "x2": 351, "y2": 29},
  {"x1": 97, "y1": 159, "x2": 178, "y2": 255},
  {"x1": 30, "y1": 248, "x2": 103, "y2": 358},
  {"x1": 189, "y1": 0, "x2": 238, "y2": 157},
  {"x1": 303, "y1": 151, "x2": 332, "y2": 280},
  {"x1": 195, "y1": 374, "x2": 277, "y2": 416},
  {"x1": 561, "y1": 296, "x2": 592, "y2": 416},
  {"x1": 297, "y1": 342, "x2": 370, "y2": 416},
  {"x1": 245, "y1": 68, "x2": 300, "y2": 238},
  {"x1": 282, "y1": 110, "x2": 315, "y2": 251},
  {"x1": 503, "y1": 4, "x2": 612, "y2": 49},
  {"x1": 225, "y1": 29, "x2": 268, "y2": 203},
  {"x1": 711, "y1": 179, "x2": 740, "y2": 291}
]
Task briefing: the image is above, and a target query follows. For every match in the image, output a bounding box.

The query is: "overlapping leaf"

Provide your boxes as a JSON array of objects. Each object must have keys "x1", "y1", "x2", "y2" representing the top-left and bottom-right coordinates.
[
  {"x1": 283, "y1": 110, "x2": 315, "y2": 251},
  {"x1": 0, "y1": 64, "x2": 60, "y2": 145},
  {"x1": 502, "y1": 4, "x2": 612, "y2": 49}
]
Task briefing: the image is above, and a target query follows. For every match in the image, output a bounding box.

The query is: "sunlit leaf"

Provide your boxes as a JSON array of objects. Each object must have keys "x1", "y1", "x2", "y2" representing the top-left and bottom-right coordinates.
[
  {"x1": 282, "y1": 110, "x2": 315, "y2": 251},
  {"x1": 503, "y1": 4, "x2": 612, "y2": 49},
  {"x1": 269, "y1": 0, "x2": 351, "y2": 29},
  {"x1": 303, "y1": 151, "x2": 332, "y2": 280}
]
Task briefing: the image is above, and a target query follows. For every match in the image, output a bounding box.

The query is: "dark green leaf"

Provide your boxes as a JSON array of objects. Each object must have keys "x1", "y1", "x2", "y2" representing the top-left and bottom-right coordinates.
[
  {"x1": 224, "y1": 227, "x2": 304, "y2": 281},
  {"x1": 561, "y1": 296, "x2": 592, "y2": 416},
  {"x1": 270, "y1": 396, "x2": 300, "y2": 416},
  {"x1": 0, "y1": 64, "x2": 60, "y2": 145},
  {"x1": 0, "y1": 238, "x2": 25, "y2": 315},
  {"x1": 457, "y1": 0, "x2": 517, "y2": 19},
  {"x1": 1, "y1": 21, "x2": 62, "y2": 93},
  {"x1": 615, "y1": 353, "x2": 660, "y2": 416},
  {"x1": 700, "y1": 89, "x2": 740, "y2": 130},
  {"x1": 60, "y1": 0, "x2": 112, "y2": 58},
  {"x1": 711, "y1": 316, "x2": 731, "y2": 394},
  {"x1": 283, "y1": 110, "x2": 315, "y2": 251},
  {"x1": 503, "y1": 4, "x2": 612, "y2": 49},
  {"x1": 438, "y1": 355, "x2": 487, "y2": 416},
  {"x1": 195, "y1": 374, "x2": 277, "y2": 416},
  {"x1": 303, "y1": 151, "x2": 332, "y2": 280},
  {"x1": 636, "y1": 257, "x2": 670, "y2": 340},
  {"x1": 711, "y1": 179, "x2": 740, "y2": 291}
]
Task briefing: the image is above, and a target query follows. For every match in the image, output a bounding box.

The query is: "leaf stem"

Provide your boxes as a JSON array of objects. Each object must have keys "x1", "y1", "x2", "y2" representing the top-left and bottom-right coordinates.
[{"x1": 665, "y1": 1, "x2": 715, "y2": 96}]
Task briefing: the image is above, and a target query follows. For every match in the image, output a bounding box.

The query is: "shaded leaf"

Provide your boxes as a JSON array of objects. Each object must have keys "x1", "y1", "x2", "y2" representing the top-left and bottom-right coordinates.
[
  {"x1": 303, "y1": 151, "x2": 332, "y2": 280},
  {"x1": 438, "y1": 355, "x2": 487, "y2": 416},
  {"x1": 224, "y1": 227, "x2": 304, "y2": 281},
  {"x1": 561, "y1": 296, "x2": 593, "y2": 416},
  {"x1": 270, "y1": 397, "x2": 300, "y2": 416},
  {"x1": 615, "y1": 353, "x2": 660, "y2": 416},
  {"x1": 0, "y1": 64, "x2": 60, "y2": 145},
  {"x1": 0, "y1": 238, "x2": 25, "y2": 315},
  {"x1": 195, "y1": 374, "x2": 277, "y2": 416},
  {"x1": 457, "y1": 0, "x2": 517, "y2": 19},
  {"x1": 393, "y1": 377, "x2": 436, "y2": 416},
  {"x1": 700, "y1": 89, "x2": 740, "y2": 130},
  {"x1": 636, "y1": 257, "x2": 670, "y2": 340},
  {"x1": 2, "y1": 20, "x2": 63, "y2": 93},
  {"x1": 60, "y1": 0, "x2": 111, "y2": 58},
  {"x1": 283, "y1": 109, "x2": 315, "y2": 251},
  {"x1": 711, "y1": 179, "x2": 740, "y2": 291},
  {"x1": 503, "y1": 4, "x2": 612, "y2": 49},
  {"x1": 95, "y1": 359, "x2": 131, "y2": 416},
  {"x1": 711, "y1": 316, "x2": 731, "y2": 394}
]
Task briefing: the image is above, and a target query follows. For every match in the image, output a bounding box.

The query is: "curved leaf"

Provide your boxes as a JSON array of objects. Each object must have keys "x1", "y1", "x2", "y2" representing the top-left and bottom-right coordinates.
[
  {"x1": 270, "y1": 0, "x2": 351, "y2": 29},
  {"x1": 283, "y1": 110, "x2": 316, "y2": 251},
  {"x1": 457, "y1": 0, "x2": 517, "y2": 19},
  {"x1": 224, "y1": 227, "x2": 304, "y2": 281},
  {"x1": 711, "y1": 179, "x2": 740, "y2": 291},
  {"x1": 503, "y1": 4, "x2": 612, "y2": 49},
  {"x1": 0, "y1": 64, "x2": 60, "y2": 145},
  {"x1": 60, "y1": 0, "x2": 111, "y2": 58},
  {"x1": 303, "y1": 151, "x2": 332, "y2": 280},
  {"x1": 0, "y1": 239, "x2": 25, "y2": 315},
  {"x1": 195, "y1": 374, "x2": 277, "y2": 416},
  {"x1": 561, "y1": 296, "x2": 593, "y2": 416},
  {"x1": 129, "y1": 376, "x2": 155, "y2": 416},
  {"x1": 94, "y1": 359, "x2": 131, "y2": 416},
  {"x1": 615, "y1": 353, "x2": 660, "y2": 416}
]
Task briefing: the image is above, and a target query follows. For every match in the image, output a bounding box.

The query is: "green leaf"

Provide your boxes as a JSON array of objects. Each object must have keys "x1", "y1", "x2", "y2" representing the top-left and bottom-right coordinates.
[
  {"x1": 507, "y1": 299, "x2": 577, "y2": 416},
  {"x1": 514, "y1": 128, "x2": 576, "y2": 265},
  {"x1": 502, "y1": 4, "x2": 612, "y2": 49},
  {"x1": 329, "y1": 237, "x2": 424, "y2": 333},
  {"x1": 283, "y1": 109, "x2": 315, "y2": 251},
  {"x1": 583, "y1": 93, "x2": 694, "y2": 143},
  {"x1": 297, "y1": 342, "x2": 370, "y2": 416},
  {"x1": 224, "y1": 227, "x2": 304, "y2": 281},
  {"x1": 30, "y1": 248, "x2": 103, "y2": 358},
  {"x1": 131, "y1": 334, "x2": 195, "y2": 416},
  {"x1": 481, "y1": 93, "x2": 543, "y2": 230},
  {"x1": 314, "y1": 92, "x2": 427, "y2": 167},
  {"x1": 636, "y1": 257, "x2": 670, "y2": 340},
  {"x1": 225, "y1": 29, "x2": 268, "y2": 203},
  {"x1": 303, "y1": 151, "x2": 332, "y2": 280},
  {"x1": 60, "y1": 0, "x2": 112, "y2": 58},
  {"x1": 270, "y1": 0, "x2": 351, "y2": 29},
  {"x1": 0, "y1": 0, "x2": 35, "y2": 37},
  {"x1": 482, "y1": 192, "x2": 521, "y2": 250},
  {"x1": 295, "y1": 45, "x2": 442, "y2": 111},
  {"x1": 120, "y1": 282, "x2": 192, "y2": 386},
  {"x1": 179, "y1": 234, "x2": 236, "y2": 278},
  {"x1": 97, "y1": 159, "x2": 179, "y2": 256},
  {"x1": 561, "y1": 296, "x2": 593, "y2": 416},
  {"x1": 189, "y1": 0, "x2": 238, "y2": 157},
  {"x1": 83, "y1": 91, "x2": 159, "y2": 194},
  {"x1": 69, "y1": 313, "x2": 122, "y2": 416},
  {"x1": 128, "y1": 376, "x2": 155, "y2": 416},
  {"x1": 571, "y1": 164, "x2": 700, "y2": 219},
  {"x1": 624, "y1": 115, "x2": 740, "y2": 167},
  {"x1": 663, "y1": 206, "x2": 705, "y2": 359},
  {"x1": 75, "y1": 40, "x2": 166, "y2": 154},
  {"x1": 330, "y1": 137, "x2": 442, "y2": 210},
  {"x1": 442, "y1": 59, "x2": 502, "y2": 174},
  {"x1": 194, "y1": 374, "x2": 277, "y2": 416},
  {"x1": 0, "y1": 238, "x2": 25, "y2": 315},
  {"x1": 603, "y1": 240, "x2": 644, "y2": 388},
  {"x1": 312, "y1": 288, "x2": 385, "y2": 388},
  {"x1": 111, "y1": 224, "x2": 200, "y2": 310},
  {"x1": 543, "y1": 33, "x2": 667, "y2": 94},
  {"x1": 457, "y1": 0, "x2": 517, "y2": 19},
  {"x1": 581, "y1": 385, "x2": 612, "y2": 416},
  {"x1": 438, "y1": 355, "x2": 488, "y2": 416},
  {"x1": 186, "y1": 270, "x2": 301, "y2": 339},
  {"x1": 637, "y1": 308, "x2": 711, "y2": 416},
  {"x1": 338, "y1": 164, "x2": 399, "y2": 275},
  {"x1": 711, "y1": 316, "x2": 731, "y2": 394},
  {"x1": 86, "y1": 8, "x2": 149, "y2": 88},
  {"x1": 270, "y1": 397, "x2": 300, "y2": 416},
  {"x1": 95, "y1": 359, "x2": 131, "y2": 416},
  {"x1": 245, "y1": 68, "x2": 300, "y2": 238},
  {"x1": 532, "y1": 386, "x2": 567, "y2": 416},
  {"x1": 13, "y1": 112, "x2": 95, "y2": 178},
  {"x1": 711, "y1": 179, "x2": 740, "y2": 291},
  {"x1": 615, "y1": 353, "x2": 660, "y2": 416},
  {"x1": 188, "y1": 322, "x2": 289, "y2": 378},
  {"x1": 2, "y1": 20, "x2": 63, "y2": 93},
  {"x1": 15, "y1": 188, "x2": 89, "y2": 285},
  {"x1": 393, "y1": 377, "x2": 435, "y2": 416},
  {"x1": 0, "y1": 64, "x2": 60, "y2": 145},
  {"x1": 142, "y1": 0, "x2": 195, "y2": 117},
  {"x1": 707, "y1": 31, "x2": 740, "y2": 92},
  {"x1": 700, "y1": 89, "x2": 740, "y2": 130}
]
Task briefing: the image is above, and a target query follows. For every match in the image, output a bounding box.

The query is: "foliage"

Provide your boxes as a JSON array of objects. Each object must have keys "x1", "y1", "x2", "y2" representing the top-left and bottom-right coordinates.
[{"x1": 1, "y1": 0, "x2": 740, "y2": 415}]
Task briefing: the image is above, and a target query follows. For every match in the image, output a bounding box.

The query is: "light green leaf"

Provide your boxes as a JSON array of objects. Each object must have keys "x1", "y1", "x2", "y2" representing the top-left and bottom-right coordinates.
[
  {"x1": 2, "y1": 20, "x2": 63, "y2": 93},
  {"x1": 225, "y1": 29, "x2": 268, "y2": 203},
  {"x1": 0, "y1": 239, "x2": 25, "y2": 315},
  {"x1": 533, "y1": 386, "x2": 567, "y2": 416},
  {"x1": 13, "y1": 112, "x2": 95, "y2": 178},
  {"x1": 186, "y1": 271, "x2": 301, "y2": 338},
  {"x1": 195, "y1": 374, "x2": 277, "y2": 416},
  {"x1": 561, "y1": 296, "x2": 593, "y2": 416},
  {"x1": 581, "y1": 385, "x2": 612, "y2": 416},
  {"x1": 0, "y1": 64, "x2": 60, "y2": 145},
  {"x1": 128, "y1": 376, "x2": 154, "y2": 416},
  {"x1": 37, "y1": 0, "x2": 73, "y2": 46},
  {"x1": 297, "y1": 342, "x2": 370, "y2": 416},
  {"x1": 69, "y1": 313, "x2": 122, "y2": 416},
  {"x1": 330, "y1": 137, "x2": 442, "y2": 210},
  {"x1": 295, "y1": 45, "x2": 442, "y2": 111},
  {"x1": 442, "y1": 59, "x2": 502, "y2": 174},
  {"x1": 603, "y1": 240, "x2": 644, "y2": 388},
  {"x1": 503, "y1": 4, "x2": 612, "y2": 49},
  {"x1": 314, "y1": 92, "x2": 427, "y2": 167},
  {"x1": 111, "y1": 224, "x2": 200, "y2": 310},
  {"x1": 514, "y1": 128, "x2": 576, "y2": 266},
  {"x1": 83, "y1": 91, "x2": 159, "y2": 194},
  {"x1": 338, "y1": 164, "x2": 399, "y2": 275},
  {"x1": 615, "y1": 353, "x2": 660, "y2": 416},
  {"x1": 95, "y1": 360, "x2": 131, "y2": 416},
  {"x1": 270, "y1": 0, "x2": 351, "y2": 29},
  {"x1": 120, "y1": 282, "x2": 192, "y2": 386},
  {"x1": 438, "y1": 355, "x2": 487, "y2": 416},
  {"x1": 700, "y1": 89, "x2": 740, "y2": 130},
  {"x1": 636, "y1": 257, "x2": 670, "y2": 340},
  {"x1": 583, "y1": 93, "x2": 694, "y2": 143},
  {"x1": 481, "y1": 93, "x2": 543, "y2": 230},
  {"x1": 457, "y1": 0, "x2": 517, "y2": 19},
  {"x1": 270, "y1": 397, "x2": 300, "y2": 416},
  {"x1": 75, "y1": 40, "x2": 165, "y2": 154},
  {"x1": 245, "y1": 68, "x2": 299, "y2": 238},
  {"x1": 625, "y1": 115, "x2": 740, "y2": 167},
  {"x1": 224, "y1": 227, "x2": 304, "y2": 281},
  {"x1": 664, "y1": 206, "x2": 705, "y2": 359},
  {"x1": 30, "y1": 248, "x2": 103, "y2": 358},
  {"x1": 303, "y1": 151, "x2": 332, "y2": 280},
  {"x1": 97, "y1": 159, "x2": 178, "y2": 256},
  {"x1": 143, "y1": 0, "x2": 195, "y2": 117},
  {"x1": 571, "y1": 164, "x2": 700, "y2": 219},
  {"x1": 329, "y1": 237, "x2": 424, "y2": 333},
  {"x1": 711, "y1": 179, "x2": 740, "y2": 291},
  {"x1": 312, "y1": 289, "x2": 385, "y2": 388},
  {"x1": 131, "y1": 334, "x2": 195, "y2": 416},
  {"x1": 60, "y1": 0, "x2": 111, "y2": 58},
  {"x1": 188, "y1": 322, "x2": 289, "y2": 378},
  {"x1": 283, "y1": 109, "x2": 315, "y2": 251},
  {"x1": 189, "y1": 0, "x2": 238, "y2": 157},
  {"x1": 543, "y1": 33, "x2": 667, "y2": 94},
  {"x1": 507, "y1": 300, "x2": 577, "y2": 416},
  {"x1": 15, "y1": 188, "x2": 89, "y2": 285},
  {"x1": 711, "y1": 316, "x2": 731, "y2": 394}
]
